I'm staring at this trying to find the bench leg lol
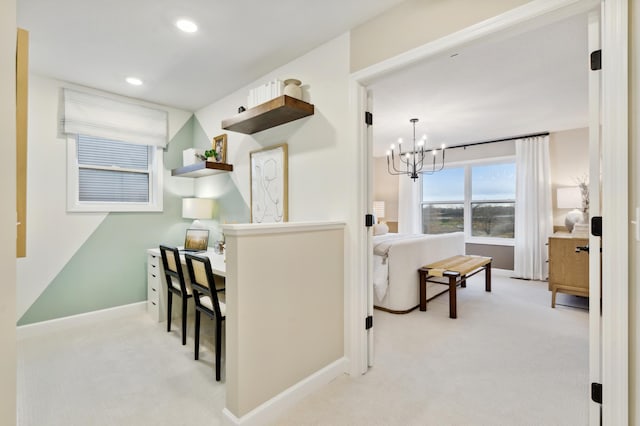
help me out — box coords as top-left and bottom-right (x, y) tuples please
(485, 262), (492, 292)
(419, 270), (428, 311)
(449, 275), (457, 319)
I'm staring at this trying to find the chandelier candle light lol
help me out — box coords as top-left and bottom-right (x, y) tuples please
(387, 118), (446, 181)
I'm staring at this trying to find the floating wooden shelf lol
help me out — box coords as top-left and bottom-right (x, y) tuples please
(221, 95), (314, 134)
(172, 161), (233, 178)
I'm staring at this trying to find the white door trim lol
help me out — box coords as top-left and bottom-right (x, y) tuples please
(587, 9), (602, 426)
(601, 0), (629, 424)
(347, 80), (370, 376)
(349, 0), (629, 422)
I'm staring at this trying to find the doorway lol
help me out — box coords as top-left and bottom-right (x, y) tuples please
(350, 0), (629, 424)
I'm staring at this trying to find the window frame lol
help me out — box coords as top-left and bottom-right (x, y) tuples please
(66, 135), (164, 212)
(421, 155), (515, 246)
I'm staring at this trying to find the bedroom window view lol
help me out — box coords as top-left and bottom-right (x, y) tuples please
(422, 162), (515, 239)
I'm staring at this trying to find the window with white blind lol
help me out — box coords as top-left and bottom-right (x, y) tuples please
(67, 135), (163, 212)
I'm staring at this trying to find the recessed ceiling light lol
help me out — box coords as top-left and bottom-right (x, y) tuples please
(176, 19), (198, 33)
(126, 77), (143, 86)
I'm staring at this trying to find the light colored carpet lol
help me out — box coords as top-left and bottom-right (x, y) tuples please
(17, 310), (225, 426)
(275, 271), (589, 426)
(17, 271), (588, 426)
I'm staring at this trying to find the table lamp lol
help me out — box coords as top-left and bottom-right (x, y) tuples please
(556, 187), (583, 232)
(182, 197), (214, 227)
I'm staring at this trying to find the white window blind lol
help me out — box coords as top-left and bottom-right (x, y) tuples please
(61, 88), (168, 147)
(77, 135), (150, 203)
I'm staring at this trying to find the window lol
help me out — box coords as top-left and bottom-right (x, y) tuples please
(422, 167), (465, 234)
(422, 160), (515, 243)
(67, 135), (163, 212)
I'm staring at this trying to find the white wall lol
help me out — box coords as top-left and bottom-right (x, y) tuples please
(1, 1), (17, 423)
(373, 157), (399, 221)
(16, 74), (193, 319)
(193, 34), (353, 224)
(350, 0), (534, 72)
(549, 127), (589, 228)
(630, 1), (639, 422)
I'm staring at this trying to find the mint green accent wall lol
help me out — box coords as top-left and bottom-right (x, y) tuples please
(19, 115), (250, 325)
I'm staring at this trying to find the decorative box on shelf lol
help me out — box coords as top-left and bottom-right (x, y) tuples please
(182, 148), (205, 166)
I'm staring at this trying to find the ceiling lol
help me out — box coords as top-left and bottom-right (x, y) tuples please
(17, 0), (404, 111)
(369, 12), (590, 157)
(18, 1), (589, 157)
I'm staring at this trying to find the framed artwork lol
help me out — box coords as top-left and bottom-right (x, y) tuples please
(212, 133), (227, 163)
(250, 143), (288, 223)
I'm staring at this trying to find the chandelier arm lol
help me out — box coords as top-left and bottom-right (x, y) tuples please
(389, 153), (404, 173)
(435, 150), (446, 172)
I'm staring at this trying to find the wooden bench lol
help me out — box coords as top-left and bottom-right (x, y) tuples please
(418, 255), (492, 318)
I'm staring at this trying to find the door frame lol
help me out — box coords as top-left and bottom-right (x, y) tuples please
(348, 0), (628, 423)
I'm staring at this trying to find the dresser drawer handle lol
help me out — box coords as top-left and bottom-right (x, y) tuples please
(151, 274), (156, 278)
(152, 288), (157, 292)
(151, 301), (157, 306)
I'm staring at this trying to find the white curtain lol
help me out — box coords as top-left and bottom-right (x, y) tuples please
(514, 135), (553, 280)
(60, 89), (168, 147)
(398, 175), (421, 234)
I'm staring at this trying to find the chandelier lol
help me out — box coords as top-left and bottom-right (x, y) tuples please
(386, 118), (446, 181)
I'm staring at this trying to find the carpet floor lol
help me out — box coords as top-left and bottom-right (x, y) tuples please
(275, 270), (589, 425)
(17, 270), (588, 425)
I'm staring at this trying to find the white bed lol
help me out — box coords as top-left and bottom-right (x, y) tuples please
(373, 231), (465, 313)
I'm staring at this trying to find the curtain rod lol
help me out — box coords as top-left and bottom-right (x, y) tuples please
(445, 131), (550, 151)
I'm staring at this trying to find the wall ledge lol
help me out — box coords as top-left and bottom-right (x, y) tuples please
(223, 220), (346, 236)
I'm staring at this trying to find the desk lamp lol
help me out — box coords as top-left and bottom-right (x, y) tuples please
(182, 197), (214, 228)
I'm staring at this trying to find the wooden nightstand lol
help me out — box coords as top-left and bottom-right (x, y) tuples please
(548, 233), (589, 308)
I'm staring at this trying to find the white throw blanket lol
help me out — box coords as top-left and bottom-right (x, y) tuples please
(373, 233), (430, 263)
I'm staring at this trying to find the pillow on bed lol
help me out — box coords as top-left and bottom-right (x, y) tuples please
(373, 223), (389, 236)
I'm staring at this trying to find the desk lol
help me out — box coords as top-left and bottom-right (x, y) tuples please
(146, 248), (225, 322)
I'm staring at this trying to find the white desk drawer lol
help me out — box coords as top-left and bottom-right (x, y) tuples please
(147, 251), (165, 322)
(147, 299), (160, 319)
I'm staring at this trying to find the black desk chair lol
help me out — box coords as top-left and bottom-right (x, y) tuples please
(185, 253), (226, 381)
(159, 245), (192, 345)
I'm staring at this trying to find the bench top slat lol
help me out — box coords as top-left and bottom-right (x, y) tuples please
(423, 255), (492, 276)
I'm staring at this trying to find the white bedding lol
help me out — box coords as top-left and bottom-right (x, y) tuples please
(372, 232), (465, 312)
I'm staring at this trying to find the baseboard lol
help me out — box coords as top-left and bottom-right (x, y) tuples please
(493, 268), (514, 276)
(17, 301), (147, 340)
(222, 357), (348, 426)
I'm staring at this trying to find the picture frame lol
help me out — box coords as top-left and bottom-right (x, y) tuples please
(250, 143), (288, 223)
(212, 133), (227, 163)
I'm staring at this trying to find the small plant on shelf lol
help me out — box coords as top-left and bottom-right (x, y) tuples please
(196, 149), (220, 162)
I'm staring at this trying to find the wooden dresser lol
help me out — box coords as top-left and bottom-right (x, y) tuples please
(548, 233), (589, 308)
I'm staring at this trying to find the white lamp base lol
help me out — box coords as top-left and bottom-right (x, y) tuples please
(564, 209), (585, 232)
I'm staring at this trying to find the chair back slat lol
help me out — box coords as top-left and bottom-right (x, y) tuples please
(185, 254), (225, 318)
(159, 245), (188, 295)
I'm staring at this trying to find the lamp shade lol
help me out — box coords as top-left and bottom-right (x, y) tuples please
(373, 201), (386, 220)
(182, 198), (214, 219)
(556, 187), (582, 209)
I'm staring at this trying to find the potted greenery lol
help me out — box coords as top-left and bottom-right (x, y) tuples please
(197, 149), (220, 162)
